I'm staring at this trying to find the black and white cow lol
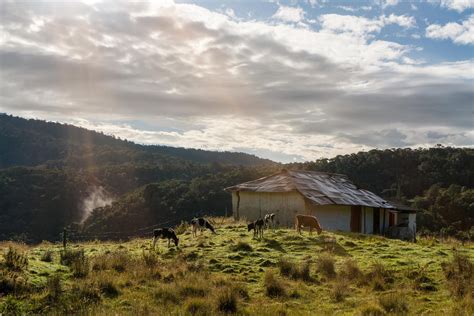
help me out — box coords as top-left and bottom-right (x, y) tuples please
(264, 213), (276, 230)
(248, 218), (265, 239)
(191, 217), (216, 237)
(153, 228), (179, 249)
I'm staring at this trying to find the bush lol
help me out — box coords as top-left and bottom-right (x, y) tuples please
(441, 252), (473, 298)
(216, 288), (238, 314)
(4, 247), (28, 272)
(316, 254), (336, 279)
(278, 258), (312, 281)
(46, 275), (62, 301)
(366, 262), (392, 291)
(0, 271), (28, 295)
(331, 278), (349, 302)
(339, 259), (362, 281)
(185, 298), (210, 316)
(69, 252), (89, 278)
(359, 303), (386, 316)
(60, 249), (84, 266)
(142, 251), (159, 268)
(264, 271), (286, 298)
(40, 249), (54, 263)
(378, 292), (409, 314)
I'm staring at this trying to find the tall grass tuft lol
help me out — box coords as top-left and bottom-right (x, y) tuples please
(215, 288), (238, 314)
(4, 247), (28, 272)
(378, 292), (409, 314)
(316, 253), (336, 279)
(339, 259), (362, 281)
(264, 270), (286, 298)
(46, 274), (62, 302)
(441, 252), (473, 298)
(277, 257), (312, 281)
(40, 249), (54, 263)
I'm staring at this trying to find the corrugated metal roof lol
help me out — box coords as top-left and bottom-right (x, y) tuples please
(225, 169), (394, 209)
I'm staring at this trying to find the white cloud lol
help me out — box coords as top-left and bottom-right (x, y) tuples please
(382, 14), (416, 29)
(0, 1), (472, 161)
(319, 13), (416, 38)
(381, 0), (399, 8)
(429, 0), (474, 12)
(272, 5), (305, 23)
(426, 15), (474, 44)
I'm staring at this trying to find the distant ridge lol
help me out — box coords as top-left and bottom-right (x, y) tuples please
(0, 114), (276, 168)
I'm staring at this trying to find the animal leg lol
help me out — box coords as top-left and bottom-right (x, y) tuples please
(152, 237), (157, 250)
(168, 239), (170, 247)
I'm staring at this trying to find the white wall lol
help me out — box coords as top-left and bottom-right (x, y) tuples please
(363, 207), (374, 234)
(306, 203), (351, 231)
(232, 191), (306, 227)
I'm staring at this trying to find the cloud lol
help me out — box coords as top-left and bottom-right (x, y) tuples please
(429, 0), (474, 12)
(426, 15), (474, 44)
(0, 1), (472, 162)
(381, 0), (399, 9)
(272, 6), (305, 23)
(319, 13), (416, 38)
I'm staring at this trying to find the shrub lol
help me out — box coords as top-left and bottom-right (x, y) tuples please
(0, 271), (28, 295)
(216, 288), (238, 314)
(316, 254), (336, 279)
(378, 292), (409, 314)
(142, 250), (159, 268)
(46, 275), (62, 301)
(339, 259), (362, 281)
(4, 247), (28, 272)
(441, 252), (473, 298)
(264, 271), (286, 298)
(70, 282), (101, 304)
(366, 262), (392, 291)
(40, 249), (54, 263)
(70, 252), (89, 278)
(277, 258), (312, 281)
(185, 298), (210, 316)
(331, 278), (349, 302)
(0, 296), (26, 315)
(60, 249), (84, 266)
(359, 303), (386, 316)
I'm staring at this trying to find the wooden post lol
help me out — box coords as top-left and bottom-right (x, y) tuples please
(62, 228), (67, 249)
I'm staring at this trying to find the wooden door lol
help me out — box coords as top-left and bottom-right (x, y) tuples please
(389, 212), (395, 227)
(350, 205), (362, 232)
(373, 208), (380, 234)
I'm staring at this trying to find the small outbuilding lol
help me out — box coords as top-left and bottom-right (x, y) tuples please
(225, 169), (416, 238)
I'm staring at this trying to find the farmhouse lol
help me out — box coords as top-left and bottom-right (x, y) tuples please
(225, 169), (416, 238)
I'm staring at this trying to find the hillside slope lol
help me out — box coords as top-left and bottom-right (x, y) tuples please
(0, 114), (275, 168)
(1, 220), (473, 315)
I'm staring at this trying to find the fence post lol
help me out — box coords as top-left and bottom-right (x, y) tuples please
(62, 228), (67, 249)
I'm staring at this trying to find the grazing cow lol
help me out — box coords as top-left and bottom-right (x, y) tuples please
(191, 217), (216, 237)
(295, 214), (323, 235)
(248, 218), (265, 239)
(264, 213), (276, 230)
(153, 228), (179, 249)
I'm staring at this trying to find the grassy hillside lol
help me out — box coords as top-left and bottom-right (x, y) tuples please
(1, 218), (473, 315)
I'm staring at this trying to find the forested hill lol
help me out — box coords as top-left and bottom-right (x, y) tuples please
(0, 114), (274, 168)
(0, 113), (473, 242)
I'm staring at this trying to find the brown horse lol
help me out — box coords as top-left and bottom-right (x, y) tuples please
(295, 214), (323, 235)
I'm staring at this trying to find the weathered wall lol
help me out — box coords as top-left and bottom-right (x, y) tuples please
(305, 203), (351, 231)
(232, 191), (306, 227)
(362, 206), (374, 234)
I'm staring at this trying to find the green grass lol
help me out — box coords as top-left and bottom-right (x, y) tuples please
(0, 217), (473, 315)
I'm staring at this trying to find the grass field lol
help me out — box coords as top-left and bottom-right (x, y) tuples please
(1, 217), (473, 315)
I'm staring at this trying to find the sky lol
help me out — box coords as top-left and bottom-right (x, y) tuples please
(0, 0), (473, 162)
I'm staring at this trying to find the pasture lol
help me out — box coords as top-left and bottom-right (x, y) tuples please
(1, 218), (473, 315)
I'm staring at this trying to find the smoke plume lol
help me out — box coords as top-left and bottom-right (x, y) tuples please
(80, 186), (114, 223)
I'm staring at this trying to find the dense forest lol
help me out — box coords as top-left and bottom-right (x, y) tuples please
(0, 114), (472, 242)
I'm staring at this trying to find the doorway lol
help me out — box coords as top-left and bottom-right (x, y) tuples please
(373, 208), (380, 234)
(350, 205), (362, 232)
